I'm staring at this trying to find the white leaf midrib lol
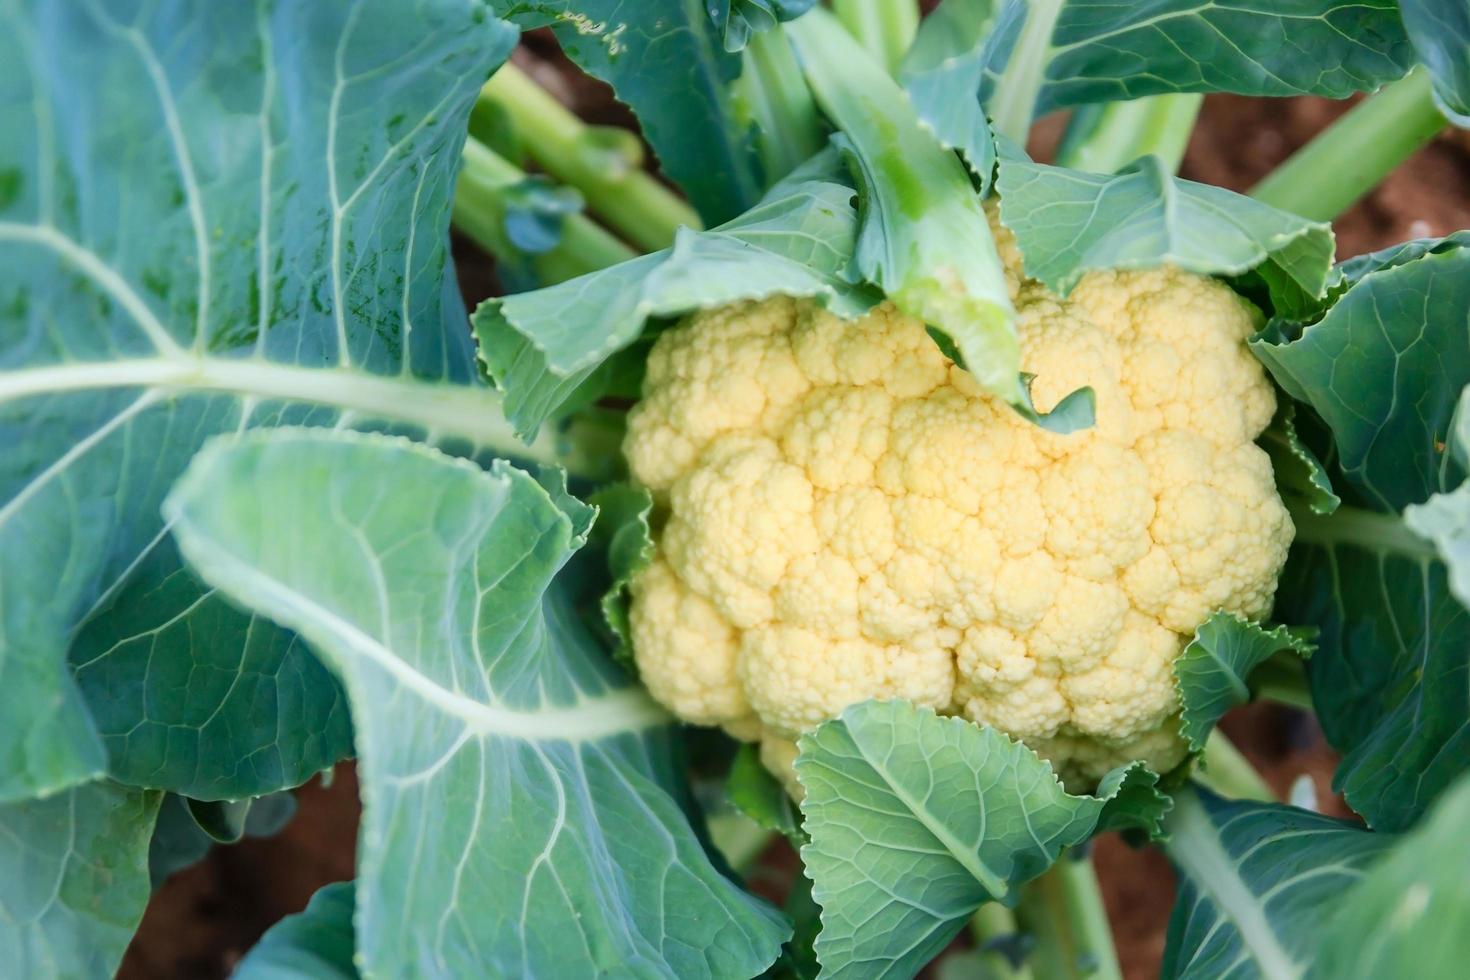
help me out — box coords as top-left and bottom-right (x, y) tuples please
(170, 512), (670, 744)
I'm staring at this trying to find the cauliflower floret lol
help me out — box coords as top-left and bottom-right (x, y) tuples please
(624, 213), (1293, 792)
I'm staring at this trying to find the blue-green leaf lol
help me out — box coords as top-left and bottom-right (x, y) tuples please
(495, 1), (764, 223)
(1175, 615), (1314, 753)
(995, 156), (1335, 305)
(165, 429), (789, 979)
(1161, 786), (1394, 980)
(898, 0), (1002, 180)
(1252, 240), (1470, 831)
(0, 781), (160, 978)
(235, 882), (359, 980)
(796, 700), (1167, 980)
(1401, 0), (1470, 125)
(0, 0), (525, 801)
(709, 0), (817, 53)
(473, 166), (872, 438)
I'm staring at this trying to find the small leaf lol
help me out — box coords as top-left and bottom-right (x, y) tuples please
(1259, 400), (1340, 517)
(796, 700), (1168, 980)
(727, 743), (802, 843)
(588, 484), (656, 664)
(1175, 614), (1315, 753)
(234, 881), (359, 980)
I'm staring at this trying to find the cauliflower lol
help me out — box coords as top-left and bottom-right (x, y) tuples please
(622, 213), (1293, 791)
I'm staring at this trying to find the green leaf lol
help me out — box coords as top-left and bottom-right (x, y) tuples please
(898, 0), (1003, 181)
(1174, 614), (1315, 753)
(1161, 786), (1395, 980)
(957, 0), (1412, 139)
(0, 0), (533, 801)
(995, 156), (1335, 306)
(587, 484), (656, 664)
(494, 1), (764, 223)
(0, 781), (160, 978)
(786, 9), (1031, 411)
(1252, 242), (1470, 831)
(1312, 772), (1470, 978)
(234, 881), (359, 980)
(727, 743), (802, 843)
(1401, 0), (1470, 125)
(795, 700), (1168, 980)
(165, 429), (789, 978)
(1259, 401), (1341, 517)
(474, 167), (873, 438)
(1404, 386), (1470, 606)
(709, 0), (817, 53)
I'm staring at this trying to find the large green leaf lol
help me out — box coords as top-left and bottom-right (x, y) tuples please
(474, 162), (872, 438)
(994, 156), (1335, 305)
(235, 882), (359, 980)
(1252, 241), (1470, 832)
(925, 0), (1411, 140)
(1312, 772), (1470, 978)
(1174, 615), (1314, 753)
(165, 429), (789, 978)
(1401, 0), (1470, 124)
(0, 781), (160, 978)
(1161, 786), (1394, 980)
(796, 700), (1167, 980)
(0, 0), (543, 802)
(494, 1), (764, 223)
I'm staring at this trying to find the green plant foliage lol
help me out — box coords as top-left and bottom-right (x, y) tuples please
(1253, 240), (1470, 831)
(474, 164), (872, 438)
(795, 701), (1168, 980)
(726, 743), (802, 843)
(1161, 787), (1395, 980)
(1401, 0), (1470, 124)
(0, 0), (529, 802)
(233, 882), (359, 980)
(492, 1), (765, 223)
(165, 429), (790, 978)
(0, 782), (160, 978)
(995, 156), (1335, 306)
(1174, 615), (1315, 753)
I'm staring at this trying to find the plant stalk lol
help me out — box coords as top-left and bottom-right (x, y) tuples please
(831, 0), (920, 75)
(989, 0), (1063, 143)
(1250, 652), (1315, 712)
(1197, 731), (1275, 803)
(454, 137), (636, 284)
(476, 62), (703, 251)
(1055, 94), (1204, 175)
(1250, 67), (1447, 222)
(970, 902), (1036, 980)
(736, 27), (825, 186)
(1015, 852), (1123, 980)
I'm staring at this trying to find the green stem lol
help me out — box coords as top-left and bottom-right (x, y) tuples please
(704, 811), (775, 874)
(989, 0), (1063, 143)
(1250, 68), (1447, 221)
(1015, 852), (1122, 980)
(831, 0), (920, 75)
(1055, 94), (1204, 175)
(970, 902), (1036, 980)
(476, 63), (703, 251)
(1197, 731), (1275, 803)
(736, 27), (825, 185)
(454, 138), (636, 284)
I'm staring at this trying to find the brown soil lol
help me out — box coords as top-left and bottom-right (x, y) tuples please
(120, 42), (1470, 980)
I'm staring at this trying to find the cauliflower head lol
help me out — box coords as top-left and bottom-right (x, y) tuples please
(622, 214), (1293, 791)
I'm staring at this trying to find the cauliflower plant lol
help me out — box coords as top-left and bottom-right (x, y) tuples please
(623, 213), (1293, 790)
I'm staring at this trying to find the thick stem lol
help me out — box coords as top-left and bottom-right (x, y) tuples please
(831, 0), (920, 75)
(1015, 852), (1122, 980)
(1250, 652), (1315, 712)
(736, 27), (825, 185)
(1197, 731), (1275, 803)
(477, 62), (703, 251)
(1055, 94), (1204, 175)
(1250, 68), (1447, 221)
(971, 902), (1036, 980)
(454, 138), (636, 284)
(989, 0), (1063, 143)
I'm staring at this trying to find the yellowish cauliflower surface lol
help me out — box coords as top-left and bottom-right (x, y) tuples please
(623, 215), (1293, 790)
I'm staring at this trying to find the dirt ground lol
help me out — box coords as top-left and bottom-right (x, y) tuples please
(119, 47), (1470, 980)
